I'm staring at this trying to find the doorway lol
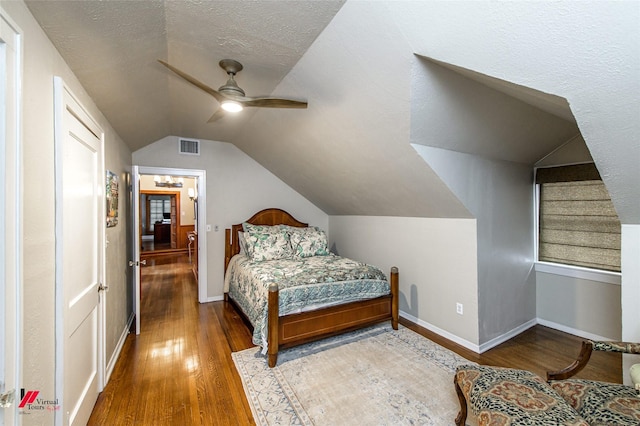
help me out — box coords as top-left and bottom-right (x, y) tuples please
(131, 166), (207, 335)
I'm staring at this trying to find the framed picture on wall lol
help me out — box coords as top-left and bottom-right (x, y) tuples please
(106, 170), (119, 227)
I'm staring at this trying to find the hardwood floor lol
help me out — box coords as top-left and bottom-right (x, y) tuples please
(88, 254), (622, 425)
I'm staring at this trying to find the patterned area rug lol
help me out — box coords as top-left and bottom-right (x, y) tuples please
(232, 324), (473, 425)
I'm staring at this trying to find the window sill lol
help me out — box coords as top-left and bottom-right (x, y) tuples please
(535, 262), (621, 285)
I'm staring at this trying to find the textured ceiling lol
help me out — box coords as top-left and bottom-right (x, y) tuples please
(25, 1), (636, 222)
(25, 0), (345, 151)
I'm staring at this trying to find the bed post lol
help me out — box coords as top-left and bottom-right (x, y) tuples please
(224, 228), (231, 301)
(268, 283), (279, 367)
(390, 267), (399, 330)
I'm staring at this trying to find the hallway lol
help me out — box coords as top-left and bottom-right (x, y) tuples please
(88, 254), (255, 425)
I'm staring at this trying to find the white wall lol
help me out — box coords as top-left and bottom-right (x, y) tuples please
(133, 135), (329, 299)
(389, 0), (640, 224)
(328, 216), (480, 348)
(621, 225), (640, 385)
(2, 1), (132, 423)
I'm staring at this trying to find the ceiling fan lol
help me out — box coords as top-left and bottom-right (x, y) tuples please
(158, 59), (308, 122)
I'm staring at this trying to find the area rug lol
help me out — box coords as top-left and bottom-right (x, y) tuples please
(232, 323), (473, 425)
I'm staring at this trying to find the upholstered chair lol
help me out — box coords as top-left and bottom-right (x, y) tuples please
(547, 340), (640, 425)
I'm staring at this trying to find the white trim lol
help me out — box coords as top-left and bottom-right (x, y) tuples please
(536, 318), (615, 342)
(478, 319), (537, 353)
(137, 166), (207, 303)
(535, 261), (621, 285)
(0, 7), (22, 425)
(205, 295), (224, 303)
(402, 313), (614, 355)
(399, 310), (480, 353)
(104, 313), (134, 384)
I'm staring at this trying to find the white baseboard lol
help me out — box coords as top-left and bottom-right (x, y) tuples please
(478, 319), (537, 353)
(204, 295), (224, 303)
(400, 310), (480, 353)
(399, 312), (610, 355)
(536, 318), (615, 341)
(105, 312), (134, 384)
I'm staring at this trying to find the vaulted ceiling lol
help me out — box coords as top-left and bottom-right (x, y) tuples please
(25, 0), (345, 150)
(25, 1), (639, 222)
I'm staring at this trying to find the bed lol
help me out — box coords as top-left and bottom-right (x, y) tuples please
(224, 208), (399, 367)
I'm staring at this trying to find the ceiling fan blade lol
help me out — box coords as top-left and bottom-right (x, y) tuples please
(240, 97), (308, 109)
(158, 60), (225, 103)
(207, 108), (226, 123)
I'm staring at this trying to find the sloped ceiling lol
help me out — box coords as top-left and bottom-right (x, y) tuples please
(25, 0), (345, 149)
(25, 1), (638, 221)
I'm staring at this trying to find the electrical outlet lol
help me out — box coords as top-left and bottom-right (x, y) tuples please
(456, 303), (463, 315)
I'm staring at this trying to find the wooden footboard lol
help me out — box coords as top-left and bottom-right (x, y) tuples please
(224, 208), (401, 368)
(267, 267), (399, 367)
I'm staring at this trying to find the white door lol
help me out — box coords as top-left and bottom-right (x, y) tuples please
(54, 79), (104, 426)
(0, 8), (21, 425)
(131, 166), (141, 334)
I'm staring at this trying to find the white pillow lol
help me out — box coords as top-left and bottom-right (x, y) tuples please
(631, 363), (640, 390)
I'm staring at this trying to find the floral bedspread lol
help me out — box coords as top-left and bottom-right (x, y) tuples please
(225, 253), (390, 351)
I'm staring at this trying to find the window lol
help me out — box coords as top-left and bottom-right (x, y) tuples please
(149, 198), (171, 230)
(536, 163), (621, 272)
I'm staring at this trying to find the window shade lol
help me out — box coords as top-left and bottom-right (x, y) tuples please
(538, 178), (621, 272)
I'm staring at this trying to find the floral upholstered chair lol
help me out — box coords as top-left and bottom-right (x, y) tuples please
(546, 340), (640, 426)
(454, 340), (639, 426)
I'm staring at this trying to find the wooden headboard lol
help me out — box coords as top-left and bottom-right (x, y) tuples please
(224, 208), (308, 273)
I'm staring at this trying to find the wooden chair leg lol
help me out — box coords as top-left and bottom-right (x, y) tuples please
(454, 374), (468, 426)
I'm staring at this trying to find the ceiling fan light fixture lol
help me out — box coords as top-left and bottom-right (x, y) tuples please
(221, 99), (243, 113)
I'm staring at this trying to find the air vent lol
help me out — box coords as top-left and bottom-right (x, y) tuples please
(179, 138), (200, 155)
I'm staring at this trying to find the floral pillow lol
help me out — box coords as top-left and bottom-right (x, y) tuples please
(283, 225), (330, 258)
(242, 223), (292, 261)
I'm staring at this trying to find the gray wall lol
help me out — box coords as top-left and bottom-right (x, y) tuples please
(534, 135), (622, 340)
(537, 271), (621, 340)
(414, 145), (536, 347)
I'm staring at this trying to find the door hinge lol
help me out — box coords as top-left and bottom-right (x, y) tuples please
(128, 259), (147, 267)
